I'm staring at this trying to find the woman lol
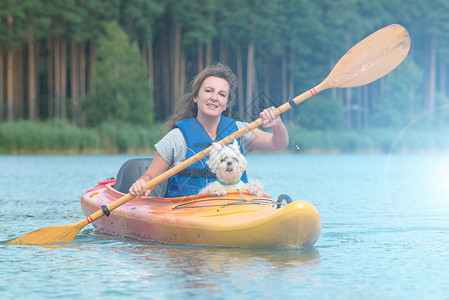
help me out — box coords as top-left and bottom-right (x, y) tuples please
(129, 63), (289, 197)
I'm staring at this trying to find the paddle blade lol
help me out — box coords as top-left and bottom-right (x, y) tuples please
(323, 24), (410, 88)
(4, 222), (84, 245)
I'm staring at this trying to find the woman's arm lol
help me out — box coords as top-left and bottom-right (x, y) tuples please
(249, 106), (289, 151)
(129, 151), (170, 196)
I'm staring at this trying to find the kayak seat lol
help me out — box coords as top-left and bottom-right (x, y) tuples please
(114, 158), (168, 197)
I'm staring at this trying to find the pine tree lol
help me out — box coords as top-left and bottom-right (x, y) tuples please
(82, 21), (154, 127)
(121, 0), (164, 114)
(22, 0), (50, 120)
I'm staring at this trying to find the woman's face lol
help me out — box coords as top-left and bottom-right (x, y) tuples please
(194, 76), (230, 119)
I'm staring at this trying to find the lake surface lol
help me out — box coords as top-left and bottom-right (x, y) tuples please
(1, 154), (449, 299)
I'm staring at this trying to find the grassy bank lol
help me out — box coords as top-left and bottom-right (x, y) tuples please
(1, 121), (448, 154)
(0, 120), (162, 154)
(286, 126), (449, 153)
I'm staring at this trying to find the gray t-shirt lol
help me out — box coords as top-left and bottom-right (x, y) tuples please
(155, 121), (251, 167)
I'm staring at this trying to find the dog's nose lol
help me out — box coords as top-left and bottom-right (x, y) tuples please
(227, 161), (233, 166)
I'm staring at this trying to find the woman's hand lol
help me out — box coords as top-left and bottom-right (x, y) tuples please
(128, 152), (170, 197)
(250, 106), (289, 151)
(259, 106), (283, 130)
(129, 178), (151, 197)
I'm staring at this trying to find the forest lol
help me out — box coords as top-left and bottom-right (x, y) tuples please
(1, 0), (449, 153)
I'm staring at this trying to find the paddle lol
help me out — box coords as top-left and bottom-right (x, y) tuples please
(4, 24), (410, 245)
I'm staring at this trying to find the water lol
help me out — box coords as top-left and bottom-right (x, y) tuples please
(1, 154), (449, 299)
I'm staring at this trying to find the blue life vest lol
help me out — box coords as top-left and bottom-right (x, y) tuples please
(167, 116), (248, 197)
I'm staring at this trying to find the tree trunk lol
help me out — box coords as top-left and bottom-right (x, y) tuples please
(281, 50), (287, 102)
(147, 43), (154, 98)
(180, 51), (186, 97)
(114, 61), (120, 102)
(288, 50), (295, 122)
(7, 49), (14, 121)
(160, 33), (171, 117)
(61, 39), (67, 120)
(28, 41), (37, 120)
(363, 85), (368, 129)
(47, 36), (55, 119)
(197, 42), (203, 72)
(288, 51), (294, 98)
(19, 48), (25, 119)
(7, 16), (14, 121)
(337, 86), (343, 107)
(89, 37), (96, 94)
(79, 41), (86, 98)
(264, 55), (270, 100)
(172, 26), (181, 112)
(236, 45), (244, 118)
(141, 42), (148, 76)
(54, 37), (61, 119)
(71, 38), (79, 125)
(246, 42), (255, 113)
(356, 87), (362, 130)
(345, 88), (352, 130)
(0, 48), (4, 122)
(206, 41), (212, 66)
(219, 40), (228, 65)
(15, 47), (24, 119)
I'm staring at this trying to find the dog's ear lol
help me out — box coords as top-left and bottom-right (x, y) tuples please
(206, 142), (222, 170)
(211, 142), (222, 152)
(231, 140), (245, 159)
(209, 142), (222, 158)
(229, 139), (239, 152)
(228, 139), (247, 172)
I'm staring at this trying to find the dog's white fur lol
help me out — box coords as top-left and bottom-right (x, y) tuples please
(200, 140), (264, 196)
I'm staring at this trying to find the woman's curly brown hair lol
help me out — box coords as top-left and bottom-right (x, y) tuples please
(166, 63), (238, 129)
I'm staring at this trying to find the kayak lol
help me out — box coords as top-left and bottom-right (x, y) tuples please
(81, 179), (321, 248)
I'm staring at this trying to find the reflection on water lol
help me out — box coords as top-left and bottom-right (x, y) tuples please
(84, 230), (321, 271)
(11, 230), (321, 298)
(40, 231), (321, 271)
(121, 242), (320, 294)
(126, 242), (321, 270)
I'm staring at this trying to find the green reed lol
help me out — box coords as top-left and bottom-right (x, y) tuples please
(287, 126), (449, 153)
(0, 121), (161, 154)
(2, 121), (448, 154)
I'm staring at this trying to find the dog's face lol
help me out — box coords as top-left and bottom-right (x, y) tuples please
(207, 140), (247, 183)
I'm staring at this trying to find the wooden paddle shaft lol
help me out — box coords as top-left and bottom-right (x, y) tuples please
(101, 24), (410, 222)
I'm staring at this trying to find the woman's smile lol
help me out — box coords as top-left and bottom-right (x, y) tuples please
(206, 103), (219, 109)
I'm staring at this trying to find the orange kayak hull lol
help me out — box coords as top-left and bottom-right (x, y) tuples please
(80, 180), (321, 248)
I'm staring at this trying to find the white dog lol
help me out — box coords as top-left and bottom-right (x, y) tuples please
(200, 140), (264, 196)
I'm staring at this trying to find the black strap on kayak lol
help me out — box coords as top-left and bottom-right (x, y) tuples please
(276, 194), (293, 209)
(101, 205), (111, 217)
(178, 168), (216, 178)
